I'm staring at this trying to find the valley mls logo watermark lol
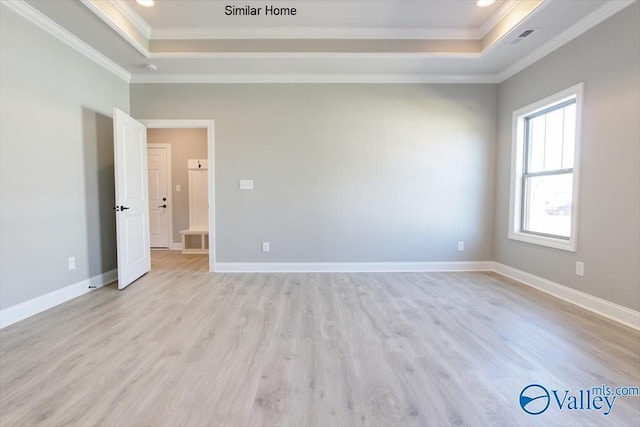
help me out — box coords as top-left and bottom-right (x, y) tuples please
(519, 384), (550, 415)
(519, 383), (640, 416)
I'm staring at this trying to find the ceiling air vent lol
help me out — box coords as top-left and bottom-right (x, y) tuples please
(511, 28), (536, 45)
(519, 29), (535, 38)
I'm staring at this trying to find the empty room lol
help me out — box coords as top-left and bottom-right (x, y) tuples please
(0, 1), (639, 426)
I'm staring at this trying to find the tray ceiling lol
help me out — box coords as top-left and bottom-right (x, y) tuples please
(9, 0), (636, 82)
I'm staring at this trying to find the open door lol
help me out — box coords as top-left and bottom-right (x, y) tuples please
(113, 108), (150, 289)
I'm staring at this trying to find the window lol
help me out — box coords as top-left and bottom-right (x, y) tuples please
(509, 83), (583, 251)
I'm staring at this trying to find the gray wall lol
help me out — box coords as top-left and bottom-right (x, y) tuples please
(147, 128), (208, 243)
(132, 84), (497, 263)
(0, 5), (129, 309)
(495, 3), (640, 311)
(4, 0), (636, 317)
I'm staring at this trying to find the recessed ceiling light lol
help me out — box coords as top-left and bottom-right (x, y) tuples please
(136, 0), (155, 7)
(477, 0), (496, 7)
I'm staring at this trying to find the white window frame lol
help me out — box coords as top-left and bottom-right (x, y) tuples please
(508, 83), (583, 252)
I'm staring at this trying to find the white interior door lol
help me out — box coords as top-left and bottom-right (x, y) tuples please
(147, 145), (170, 248)
(113, 108), (150, 289)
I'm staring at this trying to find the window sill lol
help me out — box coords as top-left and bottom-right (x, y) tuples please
(508, 231), (576, 252)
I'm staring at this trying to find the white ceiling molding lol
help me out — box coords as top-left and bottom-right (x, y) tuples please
(130, 73), (500, 85)
(480, 0), (547, 52)
(478, 0), (522, 38)
(151, 27), (481, 41)
(111, 0), (152, 39)
(126, 1), (526, 42)
(81, 1), (534, 44)
(77, 0), (547, 62)
(497, 0), (636, 81)
(148, 52), (482, 60)
(80, 0), (150, 57)
(2, 0), (131, 82)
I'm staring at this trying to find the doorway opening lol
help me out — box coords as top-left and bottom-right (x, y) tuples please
(141, 120), (215, 273)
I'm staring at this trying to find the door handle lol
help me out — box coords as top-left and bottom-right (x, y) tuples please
(120, 206), (130, 210)
(158, 204), (167, 208)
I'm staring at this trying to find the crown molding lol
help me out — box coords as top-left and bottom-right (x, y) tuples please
(130, 2), (523, 41)
(111, 0), (152, 39)
(480, 0), (547, 54)
(80, 0), (150, 57)
(148, 51), (482, 60)
(151, 27), (480, 41)
(498, 0), (636, 82)
(478, 0), (522, 38)
(130, 73), (500, 84)
(1, 0), (131, 82)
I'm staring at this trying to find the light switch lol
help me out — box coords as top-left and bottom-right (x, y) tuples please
(176, 184), (182, 192)
(576, 262), (584, 277)
(240, 179), (254, 190)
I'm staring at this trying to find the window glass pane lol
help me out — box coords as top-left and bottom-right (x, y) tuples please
(525, 101), (576, 173)
(523, 173), (573, 238)
(544, 108), (564, 171)
(527, 115), (546, 173)
(562, 104), (576, 169)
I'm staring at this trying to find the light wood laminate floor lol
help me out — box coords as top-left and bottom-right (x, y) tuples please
(1, 251), (638, 426)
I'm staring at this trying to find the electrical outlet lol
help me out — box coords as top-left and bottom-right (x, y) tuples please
(576, 261), (584, 277)
(240, 179), (254, 190)
(262, 242), (270, 253)
(457, 241), (465, 251)
(68, 256), (76, 270)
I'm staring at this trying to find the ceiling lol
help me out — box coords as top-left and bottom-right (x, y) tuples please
(10, 0), (637, 83)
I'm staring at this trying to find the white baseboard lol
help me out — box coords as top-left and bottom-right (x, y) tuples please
(493, 263), (640, 331)
(0, 269), (117, 329)
(169, 242), (183, 250)
(215, 261), (494, 273)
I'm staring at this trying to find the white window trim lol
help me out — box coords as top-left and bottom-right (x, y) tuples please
(508, 83), (584, 252)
